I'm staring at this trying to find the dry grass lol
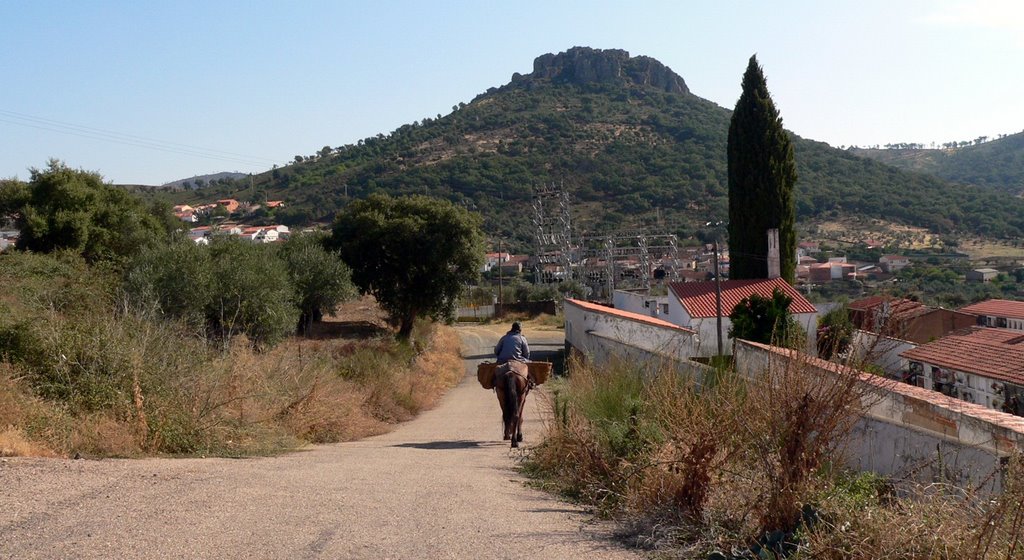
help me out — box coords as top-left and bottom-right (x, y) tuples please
(526, 351), (1024, 558)
(811, 217), (941, 250)
(0, 319), (464, 458)
(958, 237), (1024, 261)
(0, 427), (57, 457)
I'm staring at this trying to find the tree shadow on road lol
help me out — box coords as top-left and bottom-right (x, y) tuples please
(392, 440), (501, 450)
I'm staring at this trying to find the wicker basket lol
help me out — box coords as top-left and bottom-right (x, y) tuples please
(477, 362), (498, 390)
(527, 362), (552, 385)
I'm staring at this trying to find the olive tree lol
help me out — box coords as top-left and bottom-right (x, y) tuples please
(279, 233), (356, 335)
(331, 194), (484, 339)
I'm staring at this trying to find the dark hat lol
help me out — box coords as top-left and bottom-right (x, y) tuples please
(511, 322), (521, 333)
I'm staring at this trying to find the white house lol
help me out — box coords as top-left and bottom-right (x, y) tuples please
(612, 289), (671, 319)
(959, 299), (1024, 331)
(901, 327), (1024, 413)
(879, 255), (911, 273)
(667, 277), (818, 357)
(240, 227), (280, 243)
(188, 226), (211, 244)
(481, 251), (510, 273)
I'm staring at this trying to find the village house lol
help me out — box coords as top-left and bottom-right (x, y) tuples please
(966, 268), (1000, 283)
(240, 227), (278, 243)
(849, 296), (976, 345)
(217, 199), (240, 214)
(265, 200), (285, 209)
(666, 277), (818, 357)
(188, 226), (211, 244)
(498, 255), (528, 276)
(879, 254), (911, 273)
(613, 289), (671, 319)
(809, 261), (856, 283)
(901, 327), (1024, 414)
(959, 299), (1024, 331)
(481, 251), (510, 273)
(797, 241), (820, 258)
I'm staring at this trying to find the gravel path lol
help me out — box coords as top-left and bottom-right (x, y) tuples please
(0, 326), (639, 560)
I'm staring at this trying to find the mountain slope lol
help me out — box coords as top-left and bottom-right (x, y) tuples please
(174, 47), (1024, 243)
(853, 131), (1024, 194)
(162, 171), (248, 189)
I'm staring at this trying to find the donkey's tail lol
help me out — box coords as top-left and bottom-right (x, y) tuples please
(504, 369), (519, 427)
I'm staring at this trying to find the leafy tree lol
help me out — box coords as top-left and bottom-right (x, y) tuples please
(279, 233), (357, 334)
(728, 288), (802, 349)
(207, 239), (297, 348)
(331, 194), (484, 338)
(4, 160), (167, 262)
(727, 56), (797, 282)
(123, 239), (214, 329)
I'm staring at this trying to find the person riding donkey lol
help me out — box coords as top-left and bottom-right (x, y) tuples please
(494, 322), (530, 443)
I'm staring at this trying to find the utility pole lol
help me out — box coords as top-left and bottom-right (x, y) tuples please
(497, 239), (503, 318)
(713, 240), (724, 357)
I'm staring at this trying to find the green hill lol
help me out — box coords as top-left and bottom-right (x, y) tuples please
(853, 131), (1024, 194)
(171, 47), (1024, 245)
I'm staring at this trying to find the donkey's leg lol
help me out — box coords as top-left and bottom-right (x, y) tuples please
(515, 388), (528, 443)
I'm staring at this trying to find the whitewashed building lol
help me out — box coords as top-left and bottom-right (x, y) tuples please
(612, 289), (671, 319)
(959, 299), (1024, 331)
(667, 277), (818, 357)
(901, 327), (1024, 414)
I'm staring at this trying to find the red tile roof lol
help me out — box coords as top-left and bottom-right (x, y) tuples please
(848, 296), (930, 320)
(668, 278), (817, 319)
(900, 327), (1024, 384)
(565, 298), (694, 333)
(959, 299), (1024, 321)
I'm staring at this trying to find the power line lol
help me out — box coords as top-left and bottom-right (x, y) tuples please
(0, 109), (281, 168)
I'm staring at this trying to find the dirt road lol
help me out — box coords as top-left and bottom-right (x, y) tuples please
(0, 326), (638, 560)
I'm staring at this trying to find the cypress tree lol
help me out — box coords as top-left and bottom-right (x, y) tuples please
(727, 55), (797, 283)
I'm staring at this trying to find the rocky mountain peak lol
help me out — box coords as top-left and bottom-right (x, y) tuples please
(510, 47), (689, 94)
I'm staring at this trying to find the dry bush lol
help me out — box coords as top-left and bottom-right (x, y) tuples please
(626, 369), (748, 523)
(526, 354), (643, 507)
(0, 363), (67, 457)
(402, 325), (464, 411)
(738, 351), (870, 534)
(805, 457), (1024, 559)
(530, 344), (1024, 558)
(70, 413), (142, 456)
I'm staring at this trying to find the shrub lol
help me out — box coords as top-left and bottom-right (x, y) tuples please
(123, 239), (213, 329)
(207, 239), (297, 348)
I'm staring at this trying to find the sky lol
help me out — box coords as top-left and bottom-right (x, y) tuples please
(2, 0), (1022, 185)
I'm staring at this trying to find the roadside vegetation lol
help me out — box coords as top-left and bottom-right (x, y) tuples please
(526, 355), (1024, 559)
(0, 162), (476, 458)
(0, 250), (462, 458)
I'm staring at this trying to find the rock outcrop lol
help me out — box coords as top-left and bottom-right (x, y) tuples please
(511, 47), (688, 94)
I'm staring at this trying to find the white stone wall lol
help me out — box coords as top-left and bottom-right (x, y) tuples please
(564, 300), (695, 363)
(734, 340), (1024, 494)
(850, 330), (915, 376)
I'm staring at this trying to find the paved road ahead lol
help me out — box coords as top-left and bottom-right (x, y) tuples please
(0, 327), (638, 560)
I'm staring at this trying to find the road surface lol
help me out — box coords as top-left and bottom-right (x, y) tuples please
(0, 326), (638, 560)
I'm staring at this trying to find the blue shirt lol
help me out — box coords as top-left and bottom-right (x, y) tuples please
(494, 331), (530, 363)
